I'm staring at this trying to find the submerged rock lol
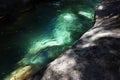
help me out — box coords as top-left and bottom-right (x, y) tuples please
(2, 0), (101, 80)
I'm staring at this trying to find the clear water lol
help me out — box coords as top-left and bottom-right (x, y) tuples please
(0, 0), (102, 79)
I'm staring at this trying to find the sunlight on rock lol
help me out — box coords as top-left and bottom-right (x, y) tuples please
(5, 66), (37, 80)
(51, 55), (76, 73)
(97, 5), (104, 10)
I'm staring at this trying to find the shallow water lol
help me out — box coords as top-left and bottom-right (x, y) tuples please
(0, 0), (102, 79)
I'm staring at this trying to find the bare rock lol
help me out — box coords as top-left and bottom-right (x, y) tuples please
(35, 0), (120, 80)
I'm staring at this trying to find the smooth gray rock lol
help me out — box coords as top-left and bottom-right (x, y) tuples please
(33, 0), (120, 80)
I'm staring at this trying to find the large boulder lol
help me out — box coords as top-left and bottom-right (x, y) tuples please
(33, 0), (120, 80)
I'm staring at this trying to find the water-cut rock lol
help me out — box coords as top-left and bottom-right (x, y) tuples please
(35, 0), (120, 80)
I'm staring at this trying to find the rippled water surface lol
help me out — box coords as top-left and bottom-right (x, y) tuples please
(0, 0), (102, 79)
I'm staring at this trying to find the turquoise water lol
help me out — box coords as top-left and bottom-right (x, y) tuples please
(19, 0), (102, 66)
(0, 0), (102, 79)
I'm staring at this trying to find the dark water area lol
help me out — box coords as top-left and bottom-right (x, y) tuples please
(0, 0), (102, 79)
(0, 3), (58, 79)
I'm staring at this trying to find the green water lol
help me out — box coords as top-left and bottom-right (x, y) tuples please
(19, 0), (102, 66)
(1, 0), (102, 79)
